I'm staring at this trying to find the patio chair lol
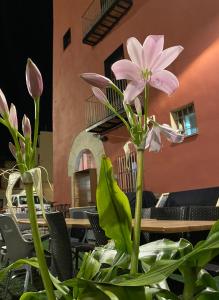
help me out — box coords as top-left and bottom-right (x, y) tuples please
(69, 207), (95, 270)
(85, 211), (108, 246)
(46, 212), (74, 280)
(186, 206), (219, 245)
(146, 207), (187, 242)
(0, 214), (35, 296)
(46, 211), (93, 277)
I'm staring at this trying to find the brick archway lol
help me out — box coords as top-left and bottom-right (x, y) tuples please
(68, 131), (105, 206)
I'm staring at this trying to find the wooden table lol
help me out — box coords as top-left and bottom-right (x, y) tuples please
(18, 218), (216, 233)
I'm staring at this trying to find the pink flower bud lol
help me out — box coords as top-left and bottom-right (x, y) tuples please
(22, 114), (31, 138)
(92, 87), (109, 105)
(26, 58), (43, 99)
(9, 103), (18, 130)
(9, 142), (16, 159)
(80, 73), (112, 88)
(19, 139), (26, 155)
(0, 89), (9, 116)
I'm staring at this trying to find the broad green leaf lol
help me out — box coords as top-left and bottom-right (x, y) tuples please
(96, 156), (132, 254)
(20, 292), (48, 300)
(207, 220), (219, 238)
(196, 270), (218, 291)
(195, 288), (219, 300)
(96, 284), (155, 300)
(0, 257), (39, 280)
(77, 252), (101, 280)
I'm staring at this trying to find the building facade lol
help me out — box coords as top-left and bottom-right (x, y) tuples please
(53, 0), (219, 205)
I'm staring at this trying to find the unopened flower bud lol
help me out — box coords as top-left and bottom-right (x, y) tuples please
(9, 103), (18, 130)
(19, 139), (26, 155)
(80, 73), (112, 88)
(9, 142), (16, 159)
(0, 89), (9, 117)
(26, 58), (43, 99)
(92, 87), (109, 105)
(22, 114), (31, 138)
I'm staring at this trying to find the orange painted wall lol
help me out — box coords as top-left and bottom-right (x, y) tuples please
(53, 0), (219, 204)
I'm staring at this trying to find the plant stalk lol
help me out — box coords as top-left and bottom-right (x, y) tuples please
(23, 176), (55, 300)
(181, 267), (197, 300)
(130, 148), (144, 274)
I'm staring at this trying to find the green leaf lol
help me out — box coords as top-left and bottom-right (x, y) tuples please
(0, 257), (39, 280)
(96, 156), (132, 254)
(20, 291), (48, 300)
(195, 288), (219, 300)
(77, 252), (101, 280)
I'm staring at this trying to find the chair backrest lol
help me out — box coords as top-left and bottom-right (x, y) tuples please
(164, 187), (219, 207)
(186, 206), (219, 245)
(188, 206), (219, 220)
(126, 191), (157, 217)
(85, 211), (108, 246)
(0, 214), (33, 262)
(150, 207), (188, 220)
(46, 212), (73, 280)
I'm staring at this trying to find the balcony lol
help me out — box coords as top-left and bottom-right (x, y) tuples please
(82, 0), (133, 46)
(85, 79), (126, 133)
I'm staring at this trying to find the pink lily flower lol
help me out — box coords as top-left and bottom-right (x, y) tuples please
(9, 104), (18, 130)
(145, 123), (184, 152)
(0, 89), (9, 116)
(80, 73), (112, 89)
(22, 114), (32, 138)
(26, 58), (43, 99)
(92, 87), (109, 105)
(112, 35), (183, 103)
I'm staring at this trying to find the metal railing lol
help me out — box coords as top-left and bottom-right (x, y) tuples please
(117, 151), (137, 193)
(82, 0), (117, 36)
(85, 79), (127, 128)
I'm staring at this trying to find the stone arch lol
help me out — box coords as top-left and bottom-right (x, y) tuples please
(68, 131), (105, 206)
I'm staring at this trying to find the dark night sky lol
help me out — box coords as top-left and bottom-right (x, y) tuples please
(0, 0), (53, 161)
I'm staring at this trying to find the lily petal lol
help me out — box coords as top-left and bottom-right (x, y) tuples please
(150, 70), (179, 95)
(145, 127), (162, 152)
(92, 87), (109, 105)
(127, 37), (144, 69)
(151, 45), (184, 72)
(123, 81), (145, 104)
(80, 73), (112, 88)
(159, 124), (184, 143)
(111, 59), (141, 81)
(143, 35), (164, 69)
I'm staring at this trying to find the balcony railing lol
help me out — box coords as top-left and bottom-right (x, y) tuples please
(85, 79), (127, 133)
(82, 0), (133, 46)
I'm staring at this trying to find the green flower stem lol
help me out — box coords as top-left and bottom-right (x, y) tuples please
(181, 267), (197, 300)
(31, 97), (40, 167)
(23, 175), (56, 300)
(130, 148), (144, 274)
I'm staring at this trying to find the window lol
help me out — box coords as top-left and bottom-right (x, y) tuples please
(63, 28), (71, 50)
(117, 151), (137, 193)
(170, 103), (198, 137)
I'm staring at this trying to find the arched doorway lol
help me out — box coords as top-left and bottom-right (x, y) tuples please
(68, 131), (105, 207)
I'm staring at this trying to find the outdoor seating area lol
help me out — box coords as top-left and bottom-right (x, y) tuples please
(1, 0), (219, 299)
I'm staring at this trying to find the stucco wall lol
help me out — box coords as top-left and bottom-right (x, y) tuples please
(53, 0), (219, 203)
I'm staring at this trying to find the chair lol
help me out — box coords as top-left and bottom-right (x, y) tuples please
(46, 212), (73, 280)
(0, 214), (35, 296)
(69, 207), (95, 270)
(86, 211), (108, 246)
(144, 207), (187, 242)
(186, 206), (219, 245)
